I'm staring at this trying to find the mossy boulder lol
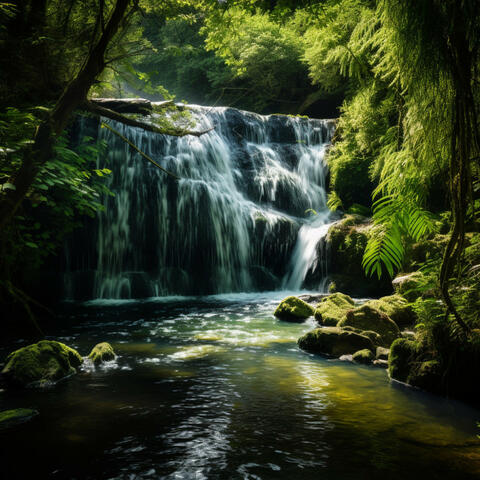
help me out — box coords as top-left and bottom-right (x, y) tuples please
(88, 342), (116, 365)
(327, 216), (393, 297)
(364, 294), (416, 328)
(274, 296), (315, 322)
(408, 360), (443, 393)
(338, 305), (401, 348)
(0, 408), (39, 430)
(1, 340), (83, 387)
(352, 349), (374, 364)
(376, 347), (390, 361)
(342, 326), (382, 345)
(298, 327), (374, 357)
(388, 338), (418, 383)
(314, 292), (354, 326)
(392, 272), (425, 302)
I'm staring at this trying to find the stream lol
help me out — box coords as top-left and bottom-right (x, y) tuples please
(1, 292), (479, 479)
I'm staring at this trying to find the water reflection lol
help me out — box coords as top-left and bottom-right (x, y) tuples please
(0, 294), (479, 479)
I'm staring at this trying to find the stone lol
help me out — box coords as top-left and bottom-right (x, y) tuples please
(365, 294), (416, 328)
(342, 326), (382, 345)
(376, 347), (390, 361)
(408, 360), (442, 393)
(392, 272), (425, 302)
(1, 340), (83, 387)
(338, 305), (401, 348)
(298, 327), (374, 357)
(274, 296), (315, 322)
(388, 338), (418, 383)
(352, 349), (374, 364)
(88, 342), (116, 365)
(326, 216), (393, 297)
(0, 409), (39, 430)
(373, 359), (389, 368)
(313, 292), (354, 326)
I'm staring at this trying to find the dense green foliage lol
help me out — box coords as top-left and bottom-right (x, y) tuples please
(0, 0), (479, 374)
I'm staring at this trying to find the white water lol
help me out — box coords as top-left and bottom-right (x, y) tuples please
(65, 106), (335, 299)
(282, 212), (333, 291)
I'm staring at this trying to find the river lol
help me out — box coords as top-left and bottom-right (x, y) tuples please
(1, 292), (479, 479)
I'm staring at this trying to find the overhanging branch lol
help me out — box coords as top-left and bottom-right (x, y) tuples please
(101, 122), (180, 180)
(83, 100), (215, 137)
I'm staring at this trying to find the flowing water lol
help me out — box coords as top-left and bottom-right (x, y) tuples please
(64, 107), (335, 300)
(4, 107), (479, 478)
(1, 293), (479, 479)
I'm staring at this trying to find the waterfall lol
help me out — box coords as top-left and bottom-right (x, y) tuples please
(65, 106), (335, 300)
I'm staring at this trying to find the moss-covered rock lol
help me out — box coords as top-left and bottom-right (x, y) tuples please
(314, 292), (354, 326)
(364, 294), (416, 328)
(392, 272), (426, 302)
(342, 326), (382, 345)
(1, 340), (83, 387)
(408, 234), (449, 265)
(327, 216), (393, 297)
(352, 349), (374, 364)
(376, 347), (390, 361)
(88, 342), (116, 365)
(0, 408), (39, 430)
(274, 296), (315, 322)
(408, 360), (443, 393)
(298, 327), (374, 357)
(388, 338), (418, 383)
(338, 305), (401, 347)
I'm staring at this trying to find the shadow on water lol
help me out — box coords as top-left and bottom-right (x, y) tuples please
(1, 293), (479, 479)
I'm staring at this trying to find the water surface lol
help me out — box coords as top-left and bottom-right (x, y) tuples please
(1, 292), (479, 479)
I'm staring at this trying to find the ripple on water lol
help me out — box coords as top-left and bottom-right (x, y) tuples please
(3, 293), (479, 480)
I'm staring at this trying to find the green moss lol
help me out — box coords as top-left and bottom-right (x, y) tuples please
(326, 217), (393, 297)
(352, 349), (374, 364)
(1, 340), (83, 387)
(346, 204), (371, 217)
(274, 296), (315, 322)
(376, 347), (390, 361)
(408, 360), (442, 392)
(338, 305), (401, 347)
(314, 292), (354, 326)
(364, 294), (416, 328)
(298, 326), (374, 357)
(88, 342), (116, 365)
(388, 338), (418, 382)
(0, 408), (39, 430)
(392, 272), (426, 302)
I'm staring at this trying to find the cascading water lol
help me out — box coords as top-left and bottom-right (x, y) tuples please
(65, 106), (335, 300)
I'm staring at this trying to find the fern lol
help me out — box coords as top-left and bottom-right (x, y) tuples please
(362, 223), (403, 278)
(362, 195), (434, 279)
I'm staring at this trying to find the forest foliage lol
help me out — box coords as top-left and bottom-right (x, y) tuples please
(0, 0), (478, 338)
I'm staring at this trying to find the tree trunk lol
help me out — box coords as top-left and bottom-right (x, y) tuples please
(0, 0), (131, 230)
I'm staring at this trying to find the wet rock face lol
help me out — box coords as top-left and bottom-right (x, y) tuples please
(1, 340), (83, 387)
(298, 327), (374, 357)
(338, 305), (401, 348)
(274, 296), (315, 322)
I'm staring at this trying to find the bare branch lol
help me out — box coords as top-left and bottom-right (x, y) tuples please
(101, 122), (180, 180)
